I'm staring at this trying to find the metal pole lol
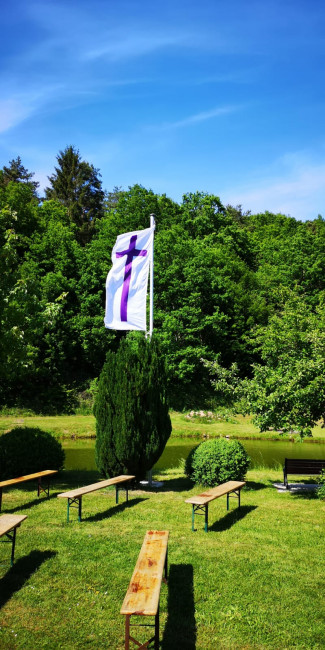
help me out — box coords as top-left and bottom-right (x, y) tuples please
(147, 214), (155, 487)
(149, 214), (155, 339)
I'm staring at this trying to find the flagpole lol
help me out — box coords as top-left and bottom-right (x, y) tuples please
(149, 213), (155, 340)
(147, 213), (157, 489)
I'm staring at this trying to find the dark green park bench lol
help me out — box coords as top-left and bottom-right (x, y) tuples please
(283, 458), (325, 488)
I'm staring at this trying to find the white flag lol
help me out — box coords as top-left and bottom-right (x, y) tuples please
(104, 226), (154, 331)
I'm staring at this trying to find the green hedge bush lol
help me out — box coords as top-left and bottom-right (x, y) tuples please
(0, 427), (65, 480)
(185, 438), (249, 487)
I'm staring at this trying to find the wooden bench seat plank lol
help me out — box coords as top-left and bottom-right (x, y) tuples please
(0, 470), (58, 512)
(57, 475), (135, 499)
(0, 470), (58, 489)
(0, 514), (27, 566)
(185, 480), (246, 532)
(58, 475), (136, 522)
(185, 480), (245, 505)
(0, 514), (27, 537)
(121, 531), (169, 617)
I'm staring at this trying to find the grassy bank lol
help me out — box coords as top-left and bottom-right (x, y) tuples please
(0, 466), (324, 649)
(0, 411), (324, 441)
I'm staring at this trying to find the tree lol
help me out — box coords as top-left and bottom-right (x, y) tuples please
(45, 146), (105, 244)
(94, 335), (171, 480)
(0, 156), (39, 196)
(246, 293), (325, 438)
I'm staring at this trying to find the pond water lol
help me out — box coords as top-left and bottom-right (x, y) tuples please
(62, 437), (325, 472)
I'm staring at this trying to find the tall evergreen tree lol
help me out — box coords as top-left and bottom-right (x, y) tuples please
(0, 156), (39, 196)
(94, 335), (171, 480)
(45, 145), (105, 244)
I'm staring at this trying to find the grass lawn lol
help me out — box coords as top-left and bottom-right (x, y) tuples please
(0, 467), (324, 649)
(0, 411), (324, 441)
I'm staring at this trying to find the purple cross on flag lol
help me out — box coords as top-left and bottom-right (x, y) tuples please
(104, 226), (154, 331)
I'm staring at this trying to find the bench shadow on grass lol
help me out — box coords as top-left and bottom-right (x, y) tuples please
(208, 505), (257, 533)
(0, 550), (56, 610)
(83, 497), (148, 523)
(3, 492), (58, 514)
(162, 563), (196, 650)
(244, 480), (265, 491)
(291, 489), (318, 501)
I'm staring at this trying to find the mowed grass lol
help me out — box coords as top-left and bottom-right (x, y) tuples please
(0, 411), (324, 440)
(0, 467), (324, 649)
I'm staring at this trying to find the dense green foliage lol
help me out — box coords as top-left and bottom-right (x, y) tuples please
(246, 294), (325, 438)
(0, 150), (324, 431)
(94, 335), (171, 480)
(185, 438), (250, 486)
(317, 470), (325, 500)
(0, 427), (64, 479)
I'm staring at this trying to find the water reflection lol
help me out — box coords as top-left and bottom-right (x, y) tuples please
(62, 437), (325, 472)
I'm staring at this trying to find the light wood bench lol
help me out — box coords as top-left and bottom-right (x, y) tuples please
(283, 458), (325, 488)
(185, 480), (246, 532)
(120, 530), (169, 650)
(0, 514), (27, 566)
(57, 474), (135, 522)
(0, 470), (58, 512)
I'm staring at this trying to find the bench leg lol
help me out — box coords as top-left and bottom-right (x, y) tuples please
(0, 487), (2, 513)
(10, 527), (17, 566)
(155, 603), (160, 650)
(191, 504), (209, 532)
(38, 477), (51, 498)
(125, 615), (130, 650)
(67, 497), (82, 522)
(116, 485), (130, 505)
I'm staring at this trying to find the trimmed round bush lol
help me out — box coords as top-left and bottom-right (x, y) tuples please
(0, 427), (65, 480)
(185, 438), (249, 487)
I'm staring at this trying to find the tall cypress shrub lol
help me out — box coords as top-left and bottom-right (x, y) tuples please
(94, 335), (171, 480)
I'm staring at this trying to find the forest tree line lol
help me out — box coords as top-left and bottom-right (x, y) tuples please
(0, 147), (324, 435)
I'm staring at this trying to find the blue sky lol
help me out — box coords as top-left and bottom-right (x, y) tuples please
(1, 0), (324, 220)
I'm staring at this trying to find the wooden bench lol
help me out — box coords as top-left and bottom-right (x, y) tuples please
(0, 514), (27, 566)
(185, 480), (246, 532)
(120, 530), (169, 650)
(0, 470), (58, 512)
(283, 458), (325, 488)
(57, 474), (135, 522)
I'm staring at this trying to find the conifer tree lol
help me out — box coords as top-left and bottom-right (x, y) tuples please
(45, 145), (105, 244)
(0, 156), (39, 196)
(94, 335), (171, 480)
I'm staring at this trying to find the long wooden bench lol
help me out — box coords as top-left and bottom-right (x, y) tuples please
(185, 480), (246, 532)
(0, 514), (27, 566)
(283, 458), (325, 488)
(0, 470), (58, 512)
(57, 474), (135, 522)
(120, 530), (169, 650)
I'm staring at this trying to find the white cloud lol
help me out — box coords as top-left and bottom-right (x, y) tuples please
(83, 32), (188, 62)
(0, 98), (34, 133)
(225, 157), (325, 220)
(154, 105), (241, 131)
(0, 85), (65, 134)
